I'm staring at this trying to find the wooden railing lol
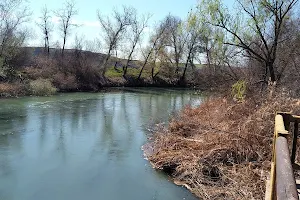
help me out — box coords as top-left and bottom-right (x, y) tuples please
(269, 112), (300, 200)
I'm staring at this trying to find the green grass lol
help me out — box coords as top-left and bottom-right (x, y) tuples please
(178, 63), (203, 68)
(104, 61), (200, 79)
(105, 66), (158, 79)
(127, 68), (142, 77)
(105, 67), (123, 78)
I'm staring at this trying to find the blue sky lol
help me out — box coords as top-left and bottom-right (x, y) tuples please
(27, 0), (235, 52)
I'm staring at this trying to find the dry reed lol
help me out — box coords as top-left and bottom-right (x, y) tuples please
(146, 93), (300, 199)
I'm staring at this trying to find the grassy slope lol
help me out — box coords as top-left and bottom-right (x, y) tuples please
(105, 66), (153, 78)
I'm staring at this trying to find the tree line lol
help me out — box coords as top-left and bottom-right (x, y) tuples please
(0, 0), (299, 92)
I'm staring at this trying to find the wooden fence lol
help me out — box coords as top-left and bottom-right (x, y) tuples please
(269, 112), (300, 200)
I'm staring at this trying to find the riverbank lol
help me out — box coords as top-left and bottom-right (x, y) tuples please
(0, 82), (198, 99)
(0, 75), (207, 98)
(0, 55), (234, 98)
(145, 92), (300, 199)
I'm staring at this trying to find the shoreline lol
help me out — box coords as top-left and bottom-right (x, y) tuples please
(142, 142), (194, 193)
(0, 83), (203, 99)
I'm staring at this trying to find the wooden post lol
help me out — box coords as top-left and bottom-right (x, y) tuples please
(269, 114), (290, 200)
(291, 122), (298, 164)
(276, 136), (298, 200)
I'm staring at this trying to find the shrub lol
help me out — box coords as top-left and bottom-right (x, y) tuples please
(53, 72), (78, 91)
(29, 78), (57, 96)
(232, 80), (246, 102)
(0, 82), (27, 97)
(23, 57), (58, 80)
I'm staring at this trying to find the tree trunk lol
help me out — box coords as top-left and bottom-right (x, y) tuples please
(138, 62), (146, 79)
(151, 66), (154, 80)
(175, 56), (180, 77)
(151, 63), (159, 82)
(44, 38), (47, 54)
(267, 61), (276, 83)
(47, 45), (50, 56)
(123, 61), (128, 78)
(46, 35), (50, 56)
(138, 52), (151, 80)
(206, 48), (211, 69)
(101, 48), (113, 76)
(180, 52), (191, 83)
(62, 34), (66, 57)
(123, 50), (134, 77)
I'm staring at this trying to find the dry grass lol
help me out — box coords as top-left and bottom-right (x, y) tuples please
(146, 93), (300, 199)
(52, 72), (78, 91)
(29, 78), (57, 96)
(0, 82), (26, 97)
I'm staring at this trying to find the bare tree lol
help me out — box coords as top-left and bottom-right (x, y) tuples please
(138, 22), (167, 79)
(85, 38), (101, 53)
(0, 0), (30, 79)
(179, 13), (204, 83)
(37, 5), (52, 56)
(55, 0), (78, 57)
(163, 15), (186, 76)
(97, 6), (134, 76)
(150, 39), (167, 81)
(123, 13), (150, 77)
(202, 0), (299, 84)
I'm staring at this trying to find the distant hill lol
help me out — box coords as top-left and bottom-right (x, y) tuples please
(20, 46), (140, 69)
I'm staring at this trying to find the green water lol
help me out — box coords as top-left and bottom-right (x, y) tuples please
(0, 88), (203, 200)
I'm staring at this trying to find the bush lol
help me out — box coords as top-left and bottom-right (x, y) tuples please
(232, 80), (246, 102)
(23, 57), (58, 80)
(53, 72), (78, 91)
(0, 82), (27, 97)
(29, 78), (57, 96)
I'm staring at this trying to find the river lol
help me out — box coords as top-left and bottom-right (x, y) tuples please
(0, 88), (203, 200)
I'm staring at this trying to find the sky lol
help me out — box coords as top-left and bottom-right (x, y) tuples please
(26, 0), (235, 54)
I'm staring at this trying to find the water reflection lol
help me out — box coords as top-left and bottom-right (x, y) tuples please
(0, 89), (202, 200)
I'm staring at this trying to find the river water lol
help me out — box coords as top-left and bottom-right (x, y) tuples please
(0, 88), (202, 200)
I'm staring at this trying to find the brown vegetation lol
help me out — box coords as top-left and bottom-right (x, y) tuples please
(0, 82), (26, 97)
(146, 93), (300, 199)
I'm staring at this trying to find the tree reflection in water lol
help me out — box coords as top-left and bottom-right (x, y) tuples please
(0, 89), (203, 200)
